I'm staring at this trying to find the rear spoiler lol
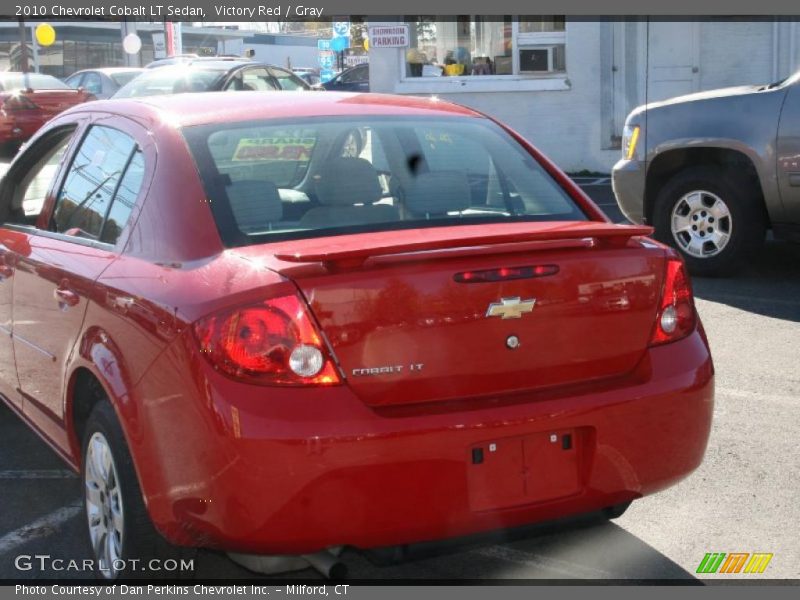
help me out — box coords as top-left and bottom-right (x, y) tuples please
(274, 223), (654, 269)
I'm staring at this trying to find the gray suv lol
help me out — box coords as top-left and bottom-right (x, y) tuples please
(612, 73), (800, 275)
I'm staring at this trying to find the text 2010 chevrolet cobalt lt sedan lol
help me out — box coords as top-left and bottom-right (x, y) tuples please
(0, 92), (714, 578)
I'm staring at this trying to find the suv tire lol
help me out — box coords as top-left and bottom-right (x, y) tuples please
(653, 166), (766, 276)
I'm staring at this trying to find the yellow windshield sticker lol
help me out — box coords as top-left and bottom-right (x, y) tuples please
(232, 137), (316, 162)
(423, 131), (454, 151)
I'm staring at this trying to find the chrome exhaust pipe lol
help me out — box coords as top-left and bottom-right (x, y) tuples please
(303, 551), (347, 579)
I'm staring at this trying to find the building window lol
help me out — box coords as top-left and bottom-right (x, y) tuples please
(404, 16), (566, 78)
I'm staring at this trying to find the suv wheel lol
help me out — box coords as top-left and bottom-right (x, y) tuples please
(82, 399), (194, 579)
(653, 166), (766, 276)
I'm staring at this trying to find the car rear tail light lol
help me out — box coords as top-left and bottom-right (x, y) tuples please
(649, 258), (696, 346)
(454, 264), (559, 283)
(194, 294), (341, 386)
(0, 94), (38, 111)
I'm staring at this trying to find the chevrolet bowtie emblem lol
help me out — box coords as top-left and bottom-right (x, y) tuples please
(486, 297), (537, 319)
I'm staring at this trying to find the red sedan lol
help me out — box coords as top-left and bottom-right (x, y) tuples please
(0, 91), (714, 579)
(0, 72), (95, 148)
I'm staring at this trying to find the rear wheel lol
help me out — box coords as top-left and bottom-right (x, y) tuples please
(653, 166), (766, 276)
(81, 400), (194, 579)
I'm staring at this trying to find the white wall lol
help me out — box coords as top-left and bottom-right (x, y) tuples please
(699, 20), (776, 89)
(368, 20), (618, 173)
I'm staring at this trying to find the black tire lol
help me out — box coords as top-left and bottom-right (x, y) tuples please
(81, 399), (195, 580)
(652, 166), (767, 276)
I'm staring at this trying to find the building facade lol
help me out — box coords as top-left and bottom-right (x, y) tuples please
(0, 22), (320, 76)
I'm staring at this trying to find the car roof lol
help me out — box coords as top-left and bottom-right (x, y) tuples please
(145, 60), (284, 74)
(187, 59), (253, 69)
(76, 91), (481, 128)
(73, 68), (145, 75)
(147, 56), (250, 68)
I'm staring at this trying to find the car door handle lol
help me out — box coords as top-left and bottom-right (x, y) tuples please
(0, 264), (12, 280)
(788, 173), (800, 187)
(55, 286), (80, 308)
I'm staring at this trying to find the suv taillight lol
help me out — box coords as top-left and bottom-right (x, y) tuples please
(649, 257), (696, 346)
(194, 294), (341, 386)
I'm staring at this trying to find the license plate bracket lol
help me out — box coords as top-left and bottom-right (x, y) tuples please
(468, 428), (583, 512)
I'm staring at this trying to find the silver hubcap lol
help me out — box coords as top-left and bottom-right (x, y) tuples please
(670, 190), (732, 258)
(85, 432), (124, 579)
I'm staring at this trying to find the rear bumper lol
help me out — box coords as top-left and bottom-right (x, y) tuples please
(0, 112), (42, 144)
(0, 114), (23, 143)
(612, 159), (647, 224)
(131, 328), (713, 554)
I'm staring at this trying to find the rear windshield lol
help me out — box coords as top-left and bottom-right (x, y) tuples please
(113, 68), (226, 98)
(0, 73), (70, 91)
(109, 71), (142, 87)
(182, 116), (586, 246)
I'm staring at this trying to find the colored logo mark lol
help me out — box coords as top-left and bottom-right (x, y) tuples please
(696, 552), (773, 574)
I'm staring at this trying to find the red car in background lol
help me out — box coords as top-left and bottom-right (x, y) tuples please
(0, 92), (714, 579)
(0, 72), (95, 148)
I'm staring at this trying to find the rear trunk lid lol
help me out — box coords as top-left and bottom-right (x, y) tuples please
(242, 222), (665, 407)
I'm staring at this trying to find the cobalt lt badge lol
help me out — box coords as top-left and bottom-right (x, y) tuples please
(486, 297), (536, 319)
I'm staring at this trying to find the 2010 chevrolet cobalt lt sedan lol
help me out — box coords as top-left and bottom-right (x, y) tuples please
(0, 92), (714, 579)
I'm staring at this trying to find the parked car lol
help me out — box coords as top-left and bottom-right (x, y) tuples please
(322, 63), (369, 92)
(64, 68), (144, 99)
(144, 54), (200, 69)
(0, 72), (95, 148)
(293, 69), (321, 87)
(113, 60), (310, 98)
(144, 55), (251, 69)
(613, 73), (800, 275)
(0, 91), (713, 579)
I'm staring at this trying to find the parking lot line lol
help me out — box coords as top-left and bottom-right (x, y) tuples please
(0, 470), (77, 479)
(717, 387), (799, 406)
(0, 503), (82, 555)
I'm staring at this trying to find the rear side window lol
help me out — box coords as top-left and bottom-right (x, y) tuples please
(64, 73), (84, 89)
(52, 125), (144, 244)
(268, 67), (307, 91)
(341, 66), (368, 83)
(18, 140), (70, 220)
(237, 68), (278, 91)
(82, 72), (103, 95)
(101, 150), (143, 244)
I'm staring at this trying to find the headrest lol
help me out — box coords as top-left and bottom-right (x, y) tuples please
(315, 158), (382, 207)
(404, 171), (471, 216)
(226, 180), (282, 232)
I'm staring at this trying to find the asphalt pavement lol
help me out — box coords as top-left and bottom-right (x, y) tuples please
(0, 169), (798, 581)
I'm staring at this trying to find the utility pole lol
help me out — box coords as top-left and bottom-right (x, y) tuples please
(17, 18), (29, 72)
